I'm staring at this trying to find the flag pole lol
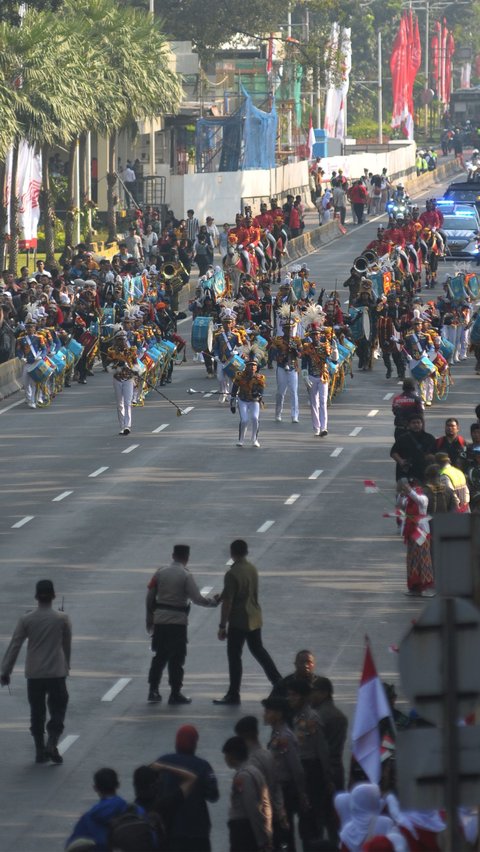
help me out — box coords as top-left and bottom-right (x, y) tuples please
(378, 31), (383, 144)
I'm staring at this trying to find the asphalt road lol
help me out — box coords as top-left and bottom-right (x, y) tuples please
(0, 173), (478, 851)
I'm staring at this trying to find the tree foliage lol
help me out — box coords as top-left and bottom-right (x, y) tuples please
(0, 0), (64, 27)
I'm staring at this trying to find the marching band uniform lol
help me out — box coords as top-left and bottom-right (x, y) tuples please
(230, 358), (266, 448)
(270, 318), (302, 423)
(404, 320), (435, 406)
(16, 319), (46, 408)
(377, 307), (405, 380)
(213, 315), (244, 402)
(107, 332), (139, 434)
(301, 325), (336, 436)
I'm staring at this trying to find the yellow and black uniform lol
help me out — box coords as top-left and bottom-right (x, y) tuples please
(230, 366), (266, 448)
(107, 340), (138, 434)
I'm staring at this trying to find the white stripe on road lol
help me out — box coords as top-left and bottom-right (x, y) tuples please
(152, 424), (168, 433)
(367, 409), (379, 417)
(0, 399), (24, 415)
(330, 447), (343, 457)
(122, 444), (139, 454)
(58, 734), (79, 755)
(101, 678), (131, 702)
(383, 393), (394, 401)
(200, 586), (213, 596)
(308, 470), (323, 480)
(183, 406), (194, 414)
(12, 516), (34, 529)
(349, 427), (363, 437)
(52, 491), (73, 502)
(257, 520), (275, 533)
(285, 494), (300, 505)
(204, 393), (213, 398)
(88, 467), (109, 478)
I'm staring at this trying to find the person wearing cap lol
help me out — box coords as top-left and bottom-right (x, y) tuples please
(153, 724), (219, 850)
(391, 378), (424, 440)
(270, 305), (302, 423)
(287, 679), (330, 848)
(222, 735), (273, 852)
(262, 695), (308, 850)
(1, 579), (71, 764)
(15, 315), (46, 408)
(213, 313), (244, 403)
(377, 301), (405, 380)
(214, 540), (282, 706)
(106, 328), (138, 435)
(403, 316), (435, 406)
(146, 544), (218, 705)
(301, 320), (336, 437)
(230, 354), (266, 448)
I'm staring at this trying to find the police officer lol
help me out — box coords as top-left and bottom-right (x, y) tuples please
(146, 544), (218, 705)
(1, 579), (71, 764)
(222, 735), (273, 852)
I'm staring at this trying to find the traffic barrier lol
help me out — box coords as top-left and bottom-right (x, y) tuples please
(0, 357), (23, 401)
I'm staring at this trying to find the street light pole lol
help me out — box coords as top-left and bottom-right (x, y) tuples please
(149, 0), (156, 179)
(424, 0), (430, 138)
(378, 31), (383, 144)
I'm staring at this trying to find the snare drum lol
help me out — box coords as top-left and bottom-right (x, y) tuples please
(433, 352), (448, 373)
(252, 334), (268, 366)
(134, 360), (146, 377)
(66, 338), (84, 360)
(191, 317), (213, 352)
(59, 346), (75, 368)
(411, 355), (436, 382)
(49, 352), (66, 374)
(27, 358), (55, 384)
(341, 337), (356, 356)
(223, 354), (245, 379)
(141, 353), (156, 372)
(158, 339), (177, 358)
(80, 331), (97, 355)
(439, 337), (455, 360)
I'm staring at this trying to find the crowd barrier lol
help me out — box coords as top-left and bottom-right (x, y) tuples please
(0, 357), (23, 401)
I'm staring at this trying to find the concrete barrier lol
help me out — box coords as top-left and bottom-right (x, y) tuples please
(0, 357), (23, 401)
(286, 219), (344, 261)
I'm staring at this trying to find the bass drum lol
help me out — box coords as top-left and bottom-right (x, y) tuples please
(349, 306), (371, 342)
(191, 316), (213, 353)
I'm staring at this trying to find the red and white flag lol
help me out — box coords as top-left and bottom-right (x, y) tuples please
(364, 480), (379, 494)
(351, 641), (392, 783)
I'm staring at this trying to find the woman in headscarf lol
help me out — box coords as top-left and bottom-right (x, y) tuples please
(338, 784), (395, 852)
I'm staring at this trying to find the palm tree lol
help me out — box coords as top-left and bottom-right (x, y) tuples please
(64, 0), (182, 244)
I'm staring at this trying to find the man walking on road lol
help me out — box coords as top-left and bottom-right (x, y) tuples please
(146, 544), (218, 705)
(214, 539), (282, 706)
(1, 579), (71, 764)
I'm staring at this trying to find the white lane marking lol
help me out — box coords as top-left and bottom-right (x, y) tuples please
(52, 491), (73, 503)
(177, 316), (190, 325)
(204, 393), (213, 398)
(285, 494), (300, 505)
(331, 447), (343, 457)
(349, 427), (363, 437)
(58, 734), (79, 755)
(12, 516), (34, 529)
(257, 520), (275, 533)
(183, 406), (194, 414)
(122, 444), (139, 454)
(152, 424), (168, 433)
(89, 466), (109, 478)
(309, 469), (323, 480)
(200, 586), (213, 596)
(0, 399), (24, 415)
(101, 678), (131, 702)
(383, 393), (394, 401)
(367, 409), (379, 417)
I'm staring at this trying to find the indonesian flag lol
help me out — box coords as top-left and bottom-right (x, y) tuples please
(266, 33), (274, 75)
(307, 113), (315, 159)
(351, 642), (392, 783)
(364, 480), (379, 494)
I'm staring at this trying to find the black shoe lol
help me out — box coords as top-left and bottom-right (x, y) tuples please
(86, 369), (94, 376)
(148, 689), (162, 703)
(386, 369), (392, 379)
(213, 694), (241, 706)
(79, 379), (87, 384)
(65, 382), (71, 388)
(168, 692), (192, 705)
(34, 736), (48, 763)
(46, 737), (63, 764)
(320, 430), (328, 437)
(123, 428), (131, 435)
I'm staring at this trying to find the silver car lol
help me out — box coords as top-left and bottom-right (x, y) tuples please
(442, 211), (480, 258)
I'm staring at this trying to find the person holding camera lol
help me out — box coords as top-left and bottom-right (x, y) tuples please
(146, 545), (218, 705)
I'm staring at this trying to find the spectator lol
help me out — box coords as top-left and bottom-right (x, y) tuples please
(390, 414), (436, 482)
(289, 200), (301, 238)
(0, 303), (15, 363)
(142, 224), (158, 265)
(125, 227), (144, 263)
(332, 183), (347, 225)
(205, 217), (219, 253)
(66, 768), (131, 851)
(186, 209), (199, 243)
(219, 223), (230, 260)
(435, 417), (466, 466)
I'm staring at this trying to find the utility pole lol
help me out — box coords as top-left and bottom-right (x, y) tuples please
(287, 6), (293, 152)
(149, 0), (156, 178)
(378, 32), (383, 144)
(424, 0), (430, 138)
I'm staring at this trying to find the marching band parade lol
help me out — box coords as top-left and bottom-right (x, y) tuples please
(3, 174), (480, 852)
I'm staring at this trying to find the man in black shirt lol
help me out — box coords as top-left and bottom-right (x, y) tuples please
(435, 417), (466, 466)
(390, 413), (436, 482)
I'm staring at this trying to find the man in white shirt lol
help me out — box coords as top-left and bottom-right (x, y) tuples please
(206, 216), (219, 254)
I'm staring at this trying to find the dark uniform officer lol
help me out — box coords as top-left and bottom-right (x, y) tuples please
(1, 579), (71, 764)
(146, 544), (218, 705)
(223, 736), (272, 852)
(313, 677), (348, 845)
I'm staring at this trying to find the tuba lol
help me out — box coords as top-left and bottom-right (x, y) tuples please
(161, 261), (182, 279)
(362, 249), (379, 268)
(353, 256), (369, 276)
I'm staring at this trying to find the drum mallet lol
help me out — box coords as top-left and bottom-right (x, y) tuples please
(145, 381), (189, 416)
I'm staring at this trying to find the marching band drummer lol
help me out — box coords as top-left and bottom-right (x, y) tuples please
(230, 350), (266, 448)
(270, 304), (302, 423)
(16, 314), (46, 409)
(107, 329), (139, 435)
(301, 308), (337, 437)
(213, 310), (244, 403)
(403, 315), (435, 407)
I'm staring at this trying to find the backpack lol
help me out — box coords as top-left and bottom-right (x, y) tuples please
(108, 805), (158, 851)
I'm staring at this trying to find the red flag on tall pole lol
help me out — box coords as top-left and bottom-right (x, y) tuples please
(390, 14), (408, 131)
(266, 34), (274, 75)
(445, 31), (455, 102)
